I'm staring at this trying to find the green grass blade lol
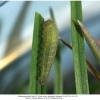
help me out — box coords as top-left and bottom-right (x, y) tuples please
(49, 7), (63, 94)
(77, 20), (100, 66)
(29, 12), (44, 94)
(41, 83), (47, 94)
(71, 1), (89, 94)
(54, 47), (63, 94)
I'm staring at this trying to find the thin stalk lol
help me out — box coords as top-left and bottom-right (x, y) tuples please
(59, 37), (100, 81)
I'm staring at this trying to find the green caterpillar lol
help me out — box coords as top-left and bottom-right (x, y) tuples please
(38, 19), (58, 85)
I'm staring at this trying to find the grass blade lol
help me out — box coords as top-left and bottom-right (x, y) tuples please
(29, 12), (44, 94)
(71, 1), (89, 94)
(77, 20), (100, 66)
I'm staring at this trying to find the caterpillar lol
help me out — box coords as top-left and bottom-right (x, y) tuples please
(38, 19), (58, 85)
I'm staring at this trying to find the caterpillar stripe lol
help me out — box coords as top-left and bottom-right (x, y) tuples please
(38, 19), (58, 85)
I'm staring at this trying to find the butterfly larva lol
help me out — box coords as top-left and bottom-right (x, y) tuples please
(38, 19), (58, 85)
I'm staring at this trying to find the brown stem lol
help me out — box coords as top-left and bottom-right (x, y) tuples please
(59, 37), (100, 81)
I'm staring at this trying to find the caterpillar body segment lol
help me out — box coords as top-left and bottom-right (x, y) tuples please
(38, 19), (58, 85)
